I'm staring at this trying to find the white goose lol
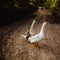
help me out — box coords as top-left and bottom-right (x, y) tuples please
(28, 22), (47, 43)
(21, 20), (36, 39)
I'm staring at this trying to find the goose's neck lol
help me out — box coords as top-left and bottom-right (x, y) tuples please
(39, 22), (47, 34)
(30, 20), (36, 32)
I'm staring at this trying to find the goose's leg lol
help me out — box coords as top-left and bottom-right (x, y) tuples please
(32, 42), (41, 48)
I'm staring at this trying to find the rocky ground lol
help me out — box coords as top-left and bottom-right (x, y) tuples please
(0, 7), (60, 60)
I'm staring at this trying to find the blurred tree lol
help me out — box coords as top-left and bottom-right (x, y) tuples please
(43, 0), (60, 16)
(0, 0), (38, 9)
(0, 0), (60, 17)
(0, 0), (39, 19)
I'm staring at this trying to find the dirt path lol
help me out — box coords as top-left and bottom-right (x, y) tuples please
(0, 8), (60, 60)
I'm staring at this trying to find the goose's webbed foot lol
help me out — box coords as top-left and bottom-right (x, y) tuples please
(32, 42), (41, 48)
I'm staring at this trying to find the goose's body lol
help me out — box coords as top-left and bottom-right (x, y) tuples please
(21, 20), (36, 39)
(28, 22), (47, 43)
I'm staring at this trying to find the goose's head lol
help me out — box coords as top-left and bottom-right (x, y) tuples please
(43, 21), (48, 25)
(33, 19), (36, 23)
(43, 21), (48, 26)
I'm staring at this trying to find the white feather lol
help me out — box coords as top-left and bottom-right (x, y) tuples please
(28, 22), (47, 43)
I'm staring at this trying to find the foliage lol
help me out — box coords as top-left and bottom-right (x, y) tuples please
(0, 0), (38, 9)
(44, 0), (60, 16)
(0, 0), (60, 16)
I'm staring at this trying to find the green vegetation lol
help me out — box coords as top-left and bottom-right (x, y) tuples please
(0, 0), (60, 16)
(44, 0), (60, 16)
